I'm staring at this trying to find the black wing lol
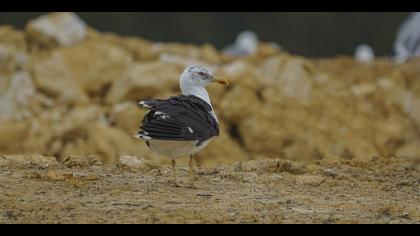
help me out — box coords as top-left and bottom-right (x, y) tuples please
(138, 95), (219, 145)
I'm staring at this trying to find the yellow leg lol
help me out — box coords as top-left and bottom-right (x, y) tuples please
(171, 160), (179, 187)
(189, 155), (195, 176)
(189, 155), (198, 188)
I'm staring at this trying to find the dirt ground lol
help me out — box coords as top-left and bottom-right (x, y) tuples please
(0, 155), (419, 224)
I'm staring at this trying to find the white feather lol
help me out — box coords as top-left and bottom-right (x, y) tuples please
(139, 101), (152, 108)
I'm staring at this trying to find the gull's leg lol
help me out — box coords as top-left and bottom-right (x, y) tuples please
(171, 159), (179, 187)
(189, 155), (195, 176)
(189, 155), (198, 188)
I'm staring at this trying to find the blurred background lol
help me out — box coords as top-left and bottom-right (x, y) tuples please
(1, 11), (420, 167)
(0, 12), (410, 57)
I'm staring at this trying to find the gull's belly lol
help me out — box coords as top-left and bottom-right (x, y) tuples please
(147, 138), (214, 159)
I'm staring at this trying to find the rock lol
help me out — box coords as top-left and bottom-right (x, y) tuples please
(395, 142), (420, 159)
(33, 170), (99, 181)
(238, 159), (305, 174)
(115, 36), (159, 61)
(219, 86), (261, 123)
(25, 12), (87, 49)
(407, 207), (420, 221)
(108, 102), (146, 135)
(389, 89), (420, 129)
(0, 26), (27, 51)
(44, 170), (67, 181)
(200, 44), (222, 64)
(373, 119), (407, 157)
(30, 51), (89, 105)
(0, 155), (58, 168)
(50, 105), (105, 141)
(152, 42), (221, 64)
(60, 122), (154, 164)
(350, 83), (376, 97)
(196, 124), (250, 167)
(221, 60), (261, 89)
(0, 120), (29, 153)
(256, 55), (289, 85)
(0, 71), (51, 121)
(0, 44), (28, 74)
(105, 62), (181, 104)
(295, 175), (325, 186)
(58, 40), (133, 95)
(321, 168), (338, 177)
(257, 42), (282, 58)
(61, 155), (102, 168)
(22, 118), (55, 154)
(117, 156), (159, 171)
(379, 205), (403, 216)
(277, 59), (314, 102)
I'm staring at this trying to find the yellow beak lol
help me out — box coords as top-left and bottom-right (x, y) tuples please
(212, 77), (229, 86)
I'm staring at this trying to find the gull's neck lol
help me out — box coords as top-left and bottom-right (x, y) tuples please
(180, 81), (219, 123)
(181, 84), (212, 109)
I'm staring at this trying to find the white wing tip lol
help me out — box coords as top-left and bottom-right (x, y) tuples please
(133, 133), (152, 140)
(139, 101), (152, 108)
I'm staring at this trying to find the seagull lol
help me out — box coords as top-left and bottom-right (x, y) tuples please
(393, 12), (420, 63)
(354, 44), (375, 63)
(223, 30), (259, 56)
(136, 65), (229, 186)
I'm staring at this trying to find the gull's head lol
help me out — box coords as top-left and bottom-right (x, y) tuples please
(180, 65), (229, 89)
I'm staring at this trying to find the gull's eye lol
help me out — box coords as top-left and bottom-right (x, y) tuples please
(198, 71), (205, 76)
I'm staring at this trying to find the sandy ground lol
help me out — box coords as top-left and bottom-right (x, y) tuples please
(0, 156), (419, 224)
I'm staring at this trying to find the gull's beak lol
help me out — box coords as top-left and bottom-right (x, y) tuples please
(212, 77), (229, 86)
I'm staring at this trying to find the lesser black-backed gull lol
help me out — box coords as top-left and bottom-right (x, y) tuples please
(136, 65), (228, 186)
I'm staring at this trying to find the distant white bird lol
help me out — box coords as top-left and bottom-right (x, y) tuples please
(393, 12), (420, 63)
(223, 30), (259, 56)
(136, 65), (229, 187)
(354, 44), (375, 63)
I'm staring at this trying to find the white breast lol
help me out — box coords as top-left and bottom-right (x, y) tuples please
(147, 138), (214, 159)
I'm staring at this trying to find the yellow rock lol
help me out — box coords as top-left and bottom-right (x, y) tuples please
(59, 40), (133, 95)
(30, 52), (89, 105)
(0, 120), (30, 154)
(25, 12), (87, 50)
(108, 102), (146, 136)
(105, 61), (181, 104)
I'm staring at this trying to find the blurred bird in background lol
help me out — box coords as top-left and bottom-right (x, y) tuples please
(354, 44), (375, 63)
(223, 30), (259, 56)
(393, 12), (420, 63)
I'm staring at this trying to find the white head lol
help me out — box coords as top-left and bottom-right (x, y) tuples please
(179, 65), (229, 106)
(180, 65), (228, 91)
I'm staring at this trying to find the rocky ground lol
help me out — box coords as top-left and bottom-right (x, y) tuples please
(0, 155), (419, 224)
(1, 13), (420, 224)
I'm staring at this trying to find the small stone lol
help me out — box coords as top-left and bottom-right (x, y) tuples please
(322, 168), (338, 177)
(0, 155), (58, 168)
(61, 155), (102, 168)
(117, 156), (158, 172)
(295, 175), (325, 186)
